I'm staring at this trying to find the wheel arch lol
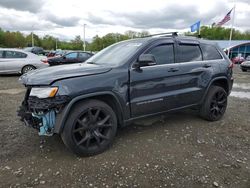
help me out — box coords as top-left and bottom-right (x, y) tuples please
(54, 91), (124, 134)
(211, 78), (229, 94)
(21, 64), (37, 74)
(201, 76), (230, 103)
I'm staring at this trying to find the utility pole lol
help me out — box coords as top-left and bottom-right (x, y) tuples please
(83, 24), (86, 51)
(55, 38), (58, 50)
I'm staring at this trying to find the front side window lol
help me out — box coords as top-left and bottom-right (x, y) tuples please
(178, 44), (202, 63)
(65, 52), (78, 59)
(200, 44), (223, 60)
(5, 51), (27, 58)
(146, 44), (174, 65)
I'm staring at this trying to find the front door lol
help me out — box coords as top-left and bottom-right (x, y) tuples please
(4, 51), (27, 73)
(129, 41), (181, 117)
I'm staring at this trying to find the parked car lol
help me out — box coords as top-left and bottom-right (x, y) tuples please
(42, 50), (50, 56)
(47, 50), (57, 58)
(46, 51), (93, 66)
(231, 56), (245, 64)
(47, 50), (68, 58)
(0, 48), (48, 74)
(18, 33), (233, 156)
(24, 46), (44, 55)
(240, 56), (250, 72)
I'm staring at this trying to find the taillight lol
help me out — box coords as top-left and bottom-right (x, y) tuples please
(41, 59), (48, 64)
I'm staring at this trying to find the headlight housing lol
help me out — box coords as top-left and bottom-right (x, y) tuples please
(30, 87), (58, 98)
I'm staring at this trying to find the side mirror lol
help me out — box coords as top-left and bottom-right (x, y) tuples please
(63, 56), (66, 59)
(135, 54), (156, 68)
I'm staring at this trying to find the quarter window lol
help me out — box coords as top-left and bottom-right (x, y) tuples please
(178, 44), (202, 63)
(200, 44), (223, 60)
(146, 44), (174, 65)
(0, 51), (3, 58)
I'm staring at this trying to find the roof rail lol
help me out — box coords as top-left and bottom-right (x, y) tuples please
(142, 32), (178, 38)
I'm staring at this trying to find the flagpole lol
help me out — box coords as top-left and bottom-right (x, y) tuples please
(228, 5), (236, 56)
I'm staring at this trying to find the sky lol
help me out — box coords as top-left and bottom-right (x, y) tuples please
(0, 0), (249, 41)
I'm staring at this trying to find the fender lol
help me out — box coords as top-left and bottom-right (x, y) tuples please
(200, 76), (230, 104)
(54, 91), (124, 134)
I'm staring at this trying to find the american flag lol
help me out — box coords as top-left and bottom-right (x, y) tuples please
(216, 8), (233, 26)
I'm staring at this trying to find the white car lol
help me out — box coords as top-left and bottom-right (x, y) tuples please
(0, 48), (49, 74)
(240, 56), (250, 72)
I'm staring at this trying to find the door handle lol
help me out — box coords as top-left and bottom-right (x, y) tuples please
(168, 68), (179, 72)
(203, 64), (211, 68)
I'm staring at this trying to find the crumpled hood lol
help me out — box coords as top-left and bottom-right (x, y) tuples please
(19, 63), (112, 85)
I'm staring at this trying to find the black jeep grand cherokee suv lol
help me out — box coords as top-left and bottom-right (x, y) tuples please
(18, 34), (233, 156)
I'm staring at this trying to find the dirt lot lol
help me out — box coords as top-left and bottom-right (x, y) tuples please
(0, 66), (249, 188)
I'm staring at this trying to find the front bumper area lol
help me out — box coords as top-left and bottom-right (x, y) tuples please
(17, 90), (70, 136)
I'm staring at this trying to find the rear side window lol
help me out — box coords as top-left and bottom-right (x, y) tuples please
(146, 44), (174, 65)
(200, 44), (223, 60)
(177, 44), (202, 63)
(5, 51), (27, 58)
(79, 52), (89, 58)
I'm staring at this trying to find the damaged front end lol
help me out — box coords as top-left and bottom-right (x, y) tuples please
(18, 87), (70, 136)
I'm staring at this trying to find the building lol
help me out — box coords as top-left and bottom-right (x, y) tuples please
(214, 40), (250, 59)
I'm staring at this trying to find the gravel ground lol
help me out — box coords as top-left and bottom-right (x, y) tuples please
(0, 66), (249, 188)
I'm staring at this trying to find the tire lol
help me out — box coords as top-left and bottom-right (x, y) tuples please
(241, 69), (247, 72)
(22, 65), (36, 74)
(200, 86), (227, 121)
(61, 99), (117, 156)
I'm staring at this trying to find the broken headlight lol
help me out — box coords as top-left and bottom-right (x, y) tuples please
(30, 87), (58, 99)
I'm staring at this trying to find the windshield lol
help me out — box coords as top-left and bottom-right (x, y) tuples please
(86, 40), (144, 67)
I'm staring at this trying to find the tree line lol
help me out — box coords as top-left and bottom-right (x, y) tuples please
(0, 26), (249, 52)
(187, 26), (250, 40)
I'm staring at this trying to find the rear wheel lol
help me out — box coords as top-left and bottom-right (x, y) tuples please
(61, 100), (117, 156)
(200, 86), (227, 121)
(22, 65), (36, 74)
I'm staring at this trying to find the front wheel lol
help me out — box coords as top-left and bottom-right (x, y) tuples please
(200, 86), (228, 121)
(61, 100), (117, 156)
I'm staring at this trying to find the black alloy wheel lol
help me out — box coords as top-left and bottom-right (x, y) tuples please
(73, 107), (113, 149)
(200, 86), (228, 121)
(61, 100), (117, 156)
(209, 90), (227, 120)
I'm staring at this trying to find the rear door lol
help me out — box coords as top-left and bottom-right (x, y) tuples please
(78, 52), (91, 62)
(129, 40), (181, 117)
(2, 51), (27, 73)
(176, 40), (214, 106)
(64, 52), (78, 64)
